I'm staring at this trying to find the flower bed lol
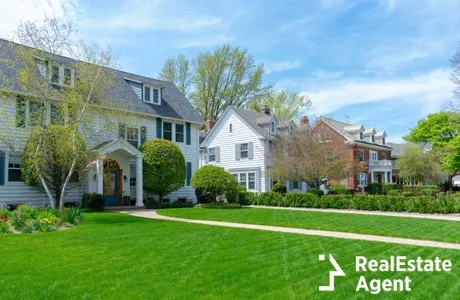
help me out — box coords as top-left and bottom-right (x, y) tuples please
(0, 205), (83, 234)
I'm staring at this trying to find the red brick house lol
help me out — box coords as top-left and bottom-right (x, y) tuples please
(311, 117), (393, 190)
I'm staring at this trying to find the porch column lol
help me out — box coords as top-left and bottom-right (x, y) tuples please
(96, 158), (104, 194)
(371, 172), (375, 184)
(136, 156), (143, 207)
(384, 171), (388, 183)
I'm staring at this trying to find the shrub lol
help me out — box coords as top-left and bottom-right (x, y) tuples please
(225, 185), (247, 203)
(272, 183), (287, 195)
(0, 222), (10, 234)
(20, 225), (33, 233)
(16, 205), (38, 220)
(238, 192), (256, 206)
(368, 183), (384, 195)
(196, 203), (242, 209)
(0, 209), (11, 219)
(190, 165), (238, 202)
(82, 193), (105, 212)
(387, 189), (400, 196)
(61, 207), (83, 225)
(307, 188), (324, 197)
(284, 193), (319, 207)
(141, 139), (186, 202)
(144, 197), (194, 209)
(255, 192), (283, 206)
(328, 184), (348, 195)
(402, 192), (414, 197)
(194, 188), (214, 204)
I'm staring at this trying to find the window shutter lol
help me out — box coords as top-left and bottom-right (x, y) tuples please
(140, 126), (147, 146)
(156, 118), (162, 138)
(215, 147), (220, 162)
(186, 162), (192, 186)
(0, 152), (4, 185)
(287, 181), (292, 191)
(248, 142), (253, 159)
(235, 144), (241, 161)
(186, 122), (191, 145)
(118, 123), (126, 138)
(205, 149), (209, 163)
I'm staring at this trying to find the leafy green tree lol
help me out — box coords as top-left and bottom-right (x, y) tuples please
(449, 44), (460, 110)
(248, 90), (311, 120)
(190, 165), (238, 202)
(158, 54), (191, 96)
(404, 112), (460, 177)
(398, 144), (442, 184)
(141, 139), (186, 202)
(159, 45), (272, 121)
(22, 126), (86, 208)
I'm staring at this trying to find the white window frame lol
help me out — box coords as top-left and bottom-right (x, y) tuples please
(357, 173), (367, 187)
(208, 147), (216, 162)
(371, 134), (375, 143)
(49, 64), (74, 87)
(126, 127), (139, 148)
(232, 172), (257, 191)
(240, 143), (248, 159)
(382, 137), (386, 145)
(292, 180), (299, 190)
(359, 131), (363, 140)
(163, 122), (173, 141)
(175, 123), (184, 143)
(143, 85), (161, 105)
(270, 121), (276, 135)
(370, 150), (378, 161)
(359, 149), (365, 163)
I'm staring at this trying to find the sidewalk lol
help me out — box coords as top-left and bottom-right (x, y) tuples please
(119, 209), (460, 250)
(249, 205), (460, 221)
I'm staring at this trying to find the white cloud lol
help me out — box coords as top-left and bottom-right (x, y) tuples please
(0, 0), (77, 39)
(311, 69), (344, 80)
(303, 68), (453, 115)
(265, 60), (302, 74)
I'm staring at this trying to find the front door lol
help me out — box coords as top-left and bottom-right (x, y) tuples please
(104, 170), (119, 206)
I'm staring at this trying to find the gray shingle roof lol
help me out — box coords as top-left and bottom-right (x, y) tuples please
(387, 142), (406, 157)
(0, 39), (202, 124)
(319, 116), (391, 148)
(232, 106), (281, 140)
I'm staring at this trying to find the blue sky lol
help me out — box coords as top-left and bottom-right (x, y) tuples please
(1, 0), (459, 142)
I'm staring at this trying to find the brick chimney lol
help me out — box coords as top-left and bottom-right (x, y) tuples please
(206, 120), (216, 130)
(260, 106), (271, 115)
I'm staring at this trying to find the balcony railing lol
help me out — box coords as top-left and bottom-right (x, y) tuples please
(368, 159), (393, 167)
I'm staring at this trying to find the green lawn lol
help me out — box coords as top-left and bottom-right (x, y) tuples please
(0, 213), (459, 299)
(158, 207), (460, 243)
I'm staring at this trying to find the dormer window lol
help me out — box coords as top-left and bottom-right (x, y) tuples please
(371, 135), (375, 143)
(270, 121), (276, 135)
(382, 137), (386, 145)
(49, 64), (73, 86)
(359, 131), (363, 140)
(143, 86), (161, 105)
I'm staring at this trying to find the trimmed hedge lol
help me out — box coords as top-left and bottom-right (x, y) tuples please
(144, 197), (194, 209)
(195, 203), (242, 209)
(245, 192), (460, 214)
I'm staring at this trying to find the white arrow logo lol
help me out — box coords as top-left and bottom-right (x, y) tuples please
(319, 254), (346, 291)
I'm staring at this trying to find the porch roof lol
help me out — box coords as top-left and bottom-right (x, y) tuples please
(92, 138), (144, 158)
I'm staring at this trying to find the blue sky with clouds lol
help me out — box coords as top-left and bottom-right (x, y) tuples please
(0, 0), (459, 142)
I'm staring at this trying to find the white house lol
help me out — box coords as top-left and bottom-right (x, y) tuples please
(199, 106), (308, 193)
(0, 39), (202, 207)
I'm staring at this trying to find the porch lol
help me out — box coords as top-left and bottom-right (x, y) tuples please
(86, 139), (144, 207)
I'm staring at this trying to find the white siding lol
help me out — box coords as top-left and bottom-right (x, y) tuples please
(201, 110), (269, 192)
(0, 95), (199, 206)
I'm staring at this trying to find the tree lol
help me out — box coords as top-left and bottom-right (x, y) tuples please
(404, 112), (460, 177)
(3, 17), (115, 208)
(248, 90), (311, 120)
(22, 126), (86, 207)
(269, 129), (357, 188)
(158, 54), (191, 96)
(159, 45), (272, 121)
(398, 144), (442, 184)
(141, 139), (186, 202)
(190, 165), (238, 202)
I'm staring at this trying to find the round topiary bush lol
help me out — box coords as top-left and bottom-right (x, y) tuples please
(190, 165), (238, 202)
(141, 139), (186, 202)
(272, 183), (287, 194)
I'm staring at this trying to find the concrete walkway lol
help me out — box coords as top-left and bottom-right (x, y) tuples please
(249, 205), (460, 221)
(118, 209), (460, 250)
